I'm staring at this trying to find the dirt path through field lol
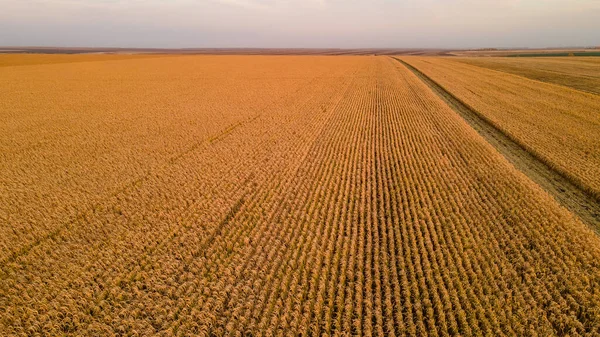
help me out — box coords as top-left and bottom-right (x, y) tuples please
(394, 57), (600, 232)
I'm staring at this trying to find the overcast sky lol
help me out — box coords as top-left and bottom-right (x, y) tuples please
(1, 0), (599, 49)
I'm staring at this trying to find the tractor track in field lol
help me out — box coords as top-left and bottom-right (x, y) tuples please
(394, 57), (600, 233)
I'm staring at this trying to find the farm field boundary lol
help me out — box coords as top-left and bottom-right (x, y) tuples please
(453, 57), (600, 95)
(394, 57), (600, 231)
(507, 52), (600, 57)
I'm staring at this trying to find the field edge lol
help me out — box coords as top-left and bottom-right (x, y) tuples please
(392, 56), (600, 232)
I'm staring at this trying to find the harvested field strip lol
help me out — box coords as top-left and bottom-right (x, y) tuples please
(398, 56), (600, 199)
(395, 57), (600, 231)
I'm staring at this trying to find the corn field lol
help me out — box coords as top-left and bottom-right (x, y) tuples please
(454, 56), (600, 94)
(1, 55), (600, 336)
(400, 56), (600, 199)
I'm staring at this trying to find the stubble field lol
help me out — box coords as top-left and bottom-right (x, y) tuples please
(1, 54), (600, 336)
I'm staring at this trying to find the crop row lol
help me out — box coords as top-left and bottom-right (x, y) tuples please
(399, 56), (600, 199)
(0, 55), (354, 262)
(0, 55), (365, 335)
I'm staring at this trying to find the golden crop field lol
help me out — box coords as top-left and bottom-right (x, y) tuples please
(0, 53), (169, 68)
(2, 55), (600, 336)
(400, 56), (600, 200)
(454, 57), (600, 94)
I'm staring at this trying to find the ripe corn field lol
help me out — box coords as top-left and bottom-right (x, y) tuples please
(1, 54), (600, 336)
(454, 56), (600, 95)
(399, 56), (600, 199)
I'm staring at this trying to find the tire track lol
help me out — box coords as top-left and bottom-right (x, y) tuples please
(393, 57), (600, 232)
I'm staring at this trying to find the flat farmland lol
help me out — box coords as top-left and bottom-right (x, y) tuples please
(399, 56), (600, 200)
(454, 57), (600, 94)
(0, 53), (171, 68)
(2, 55), (600, 336)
